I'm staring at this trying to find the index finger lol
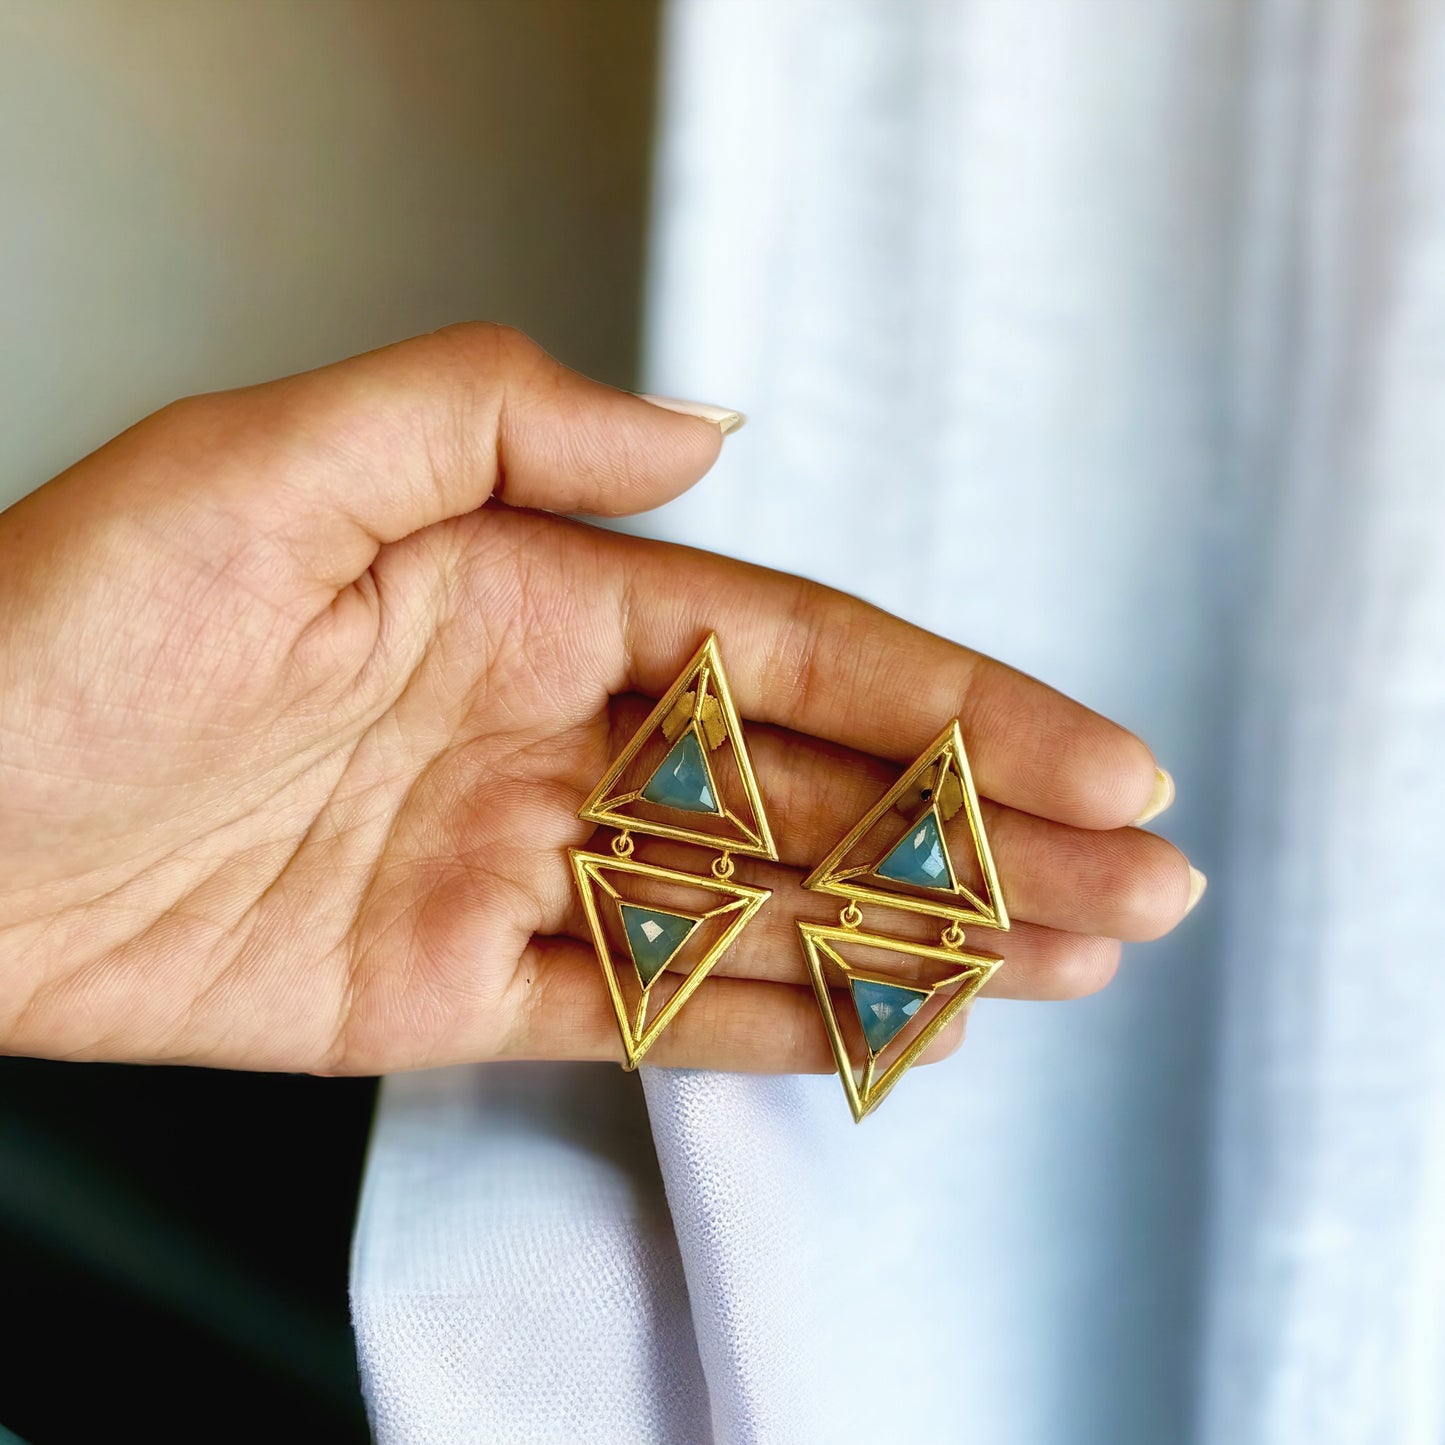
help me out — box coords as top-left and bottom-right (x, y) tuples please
(613, 535), (1160, 831)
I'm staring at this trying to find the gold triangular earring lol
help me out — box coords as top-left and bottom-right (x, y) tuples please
(570, 634), (777, 1068)
(799, 722), (1010, 1120)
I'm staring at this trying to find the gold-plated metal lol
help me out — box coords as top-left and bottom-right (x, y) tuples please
(571, 849), (770, 1069)
(797, 921), (1002, 1122)
(664, 689), (726, 749)
(577, 634), (778, 861)
(894, 760), (965, 822)
(803, 720), (1009, 931)
(571, 634), (775, 1067)
(801, 719), (1011, 1120)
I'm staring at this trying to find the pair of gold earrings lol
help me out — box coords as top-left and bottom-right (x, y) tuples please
(568, 634), (1009, 1121)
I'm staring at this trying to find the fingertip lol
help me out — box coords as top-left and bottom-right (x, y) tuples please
(495, 369), (730, 519)
(455, 328), (738, 512)
(952, 657), (1165, 831)
(1098, 830), (1197, 941)
(1042, 713), (1163, 831)
(978, 926), (1121, 1001)
(1041, 934), (1122, 999)
(577, 391), (730, 517)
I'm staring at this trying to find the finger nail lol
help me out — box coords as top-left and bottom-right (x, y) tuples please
(638, 393), (747, 436)
(1185, 866), (1207, 915)
(1133, 767), (1176, 825)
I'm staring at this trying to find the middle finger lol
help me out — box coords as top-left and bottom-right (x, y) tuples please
(603, 696), (1193, 943)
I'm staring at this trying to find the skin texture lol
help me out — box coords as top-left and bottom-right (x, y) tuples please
(0, 324), (1196, 1076)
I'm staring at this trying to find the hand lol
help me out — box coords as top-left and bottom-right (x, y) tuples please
(0, 325), (1200, 1074)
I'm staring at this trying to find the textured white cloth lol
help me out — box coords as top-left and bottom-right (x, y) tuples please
(353, 1064), (710, 1444)
(352, 2), (1445, 1441)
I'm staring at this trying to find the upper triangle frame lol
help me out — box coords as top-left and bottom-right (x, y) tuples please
(570, 848), (770, 1069)
(798, 921), (1002, 1122)
(802, 721), (1010, 930)
(577, 634), (778, 861)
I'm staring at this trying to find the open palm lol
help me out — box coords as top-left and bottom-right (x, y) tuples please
(0, 326), (1199, 1075)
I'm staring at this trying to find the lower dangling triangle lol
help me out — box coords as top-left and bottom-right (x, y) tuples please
(570, 849), (770, 1069)
(798, 920), (1002, 1121)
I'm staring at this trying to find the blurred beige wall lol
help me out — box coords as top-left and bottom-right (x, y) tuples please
(0, 0), (660, 505)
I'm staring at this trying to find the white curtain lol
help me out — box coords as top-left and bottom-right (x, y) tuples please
(351, 2), (1445, 1441)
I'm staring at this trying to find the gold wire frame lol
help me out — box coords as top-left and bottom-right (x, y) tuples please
(802, 720), (1010, 931)
(798, 921), (1001, 1122)
(570, 849), (770, 1069)
(577, 633), (778, 861)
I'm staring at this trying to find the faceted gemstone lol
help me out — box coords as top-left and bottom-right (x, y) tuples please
(873, 808), (954, 892)
(619, 903), (700, 987)
(640, 728), (721, 815)
(850, 976), (930, 1055)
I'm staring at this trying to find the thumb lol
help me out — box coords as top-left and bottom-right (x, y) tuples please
(112, 323), (739, 589)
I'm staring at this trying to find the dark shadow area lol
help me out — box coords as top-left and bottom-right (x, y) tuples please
(0, 1064), (376, 1442)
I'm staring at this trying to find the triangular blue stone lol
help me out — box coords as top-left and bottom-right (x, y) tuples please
(619, 903), (699, 987)
(640, 730), (720, 815)
(850, 976), (930, 1055)
(873, 809), (954, 892)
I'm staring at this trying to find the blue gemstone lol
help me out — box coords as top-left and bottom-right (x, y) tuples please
(850, 976), (930, 1054)
(619, 903), (699, 987)
(874, 809), (953, 892)
(640, 729), (720, 815)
